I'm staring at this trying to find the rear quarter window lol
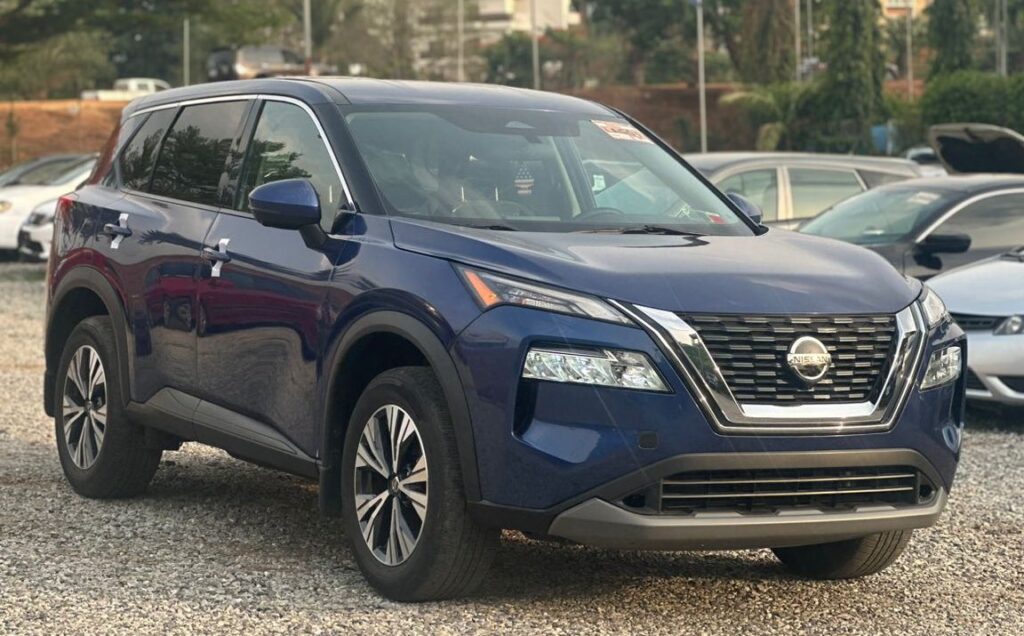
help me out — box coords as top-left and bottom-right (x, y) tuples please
(149, 100), (249, 206)
(117, 109), (176, 191)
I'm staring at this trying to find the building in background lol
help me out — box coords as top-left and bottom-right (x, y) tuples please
(412, 0), (579, 80)
(880, 0), (932, 19)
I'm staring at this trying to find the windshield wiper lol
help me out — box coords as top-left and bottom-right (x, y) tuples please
(462, 223), (519, 231)
(582, 224), (705, 236)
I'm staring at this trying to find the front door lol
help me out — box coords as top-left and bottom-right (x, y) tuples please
(195, 98), (348, 454)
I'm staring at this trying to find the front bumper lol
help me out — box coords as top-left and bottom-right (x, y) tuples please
(963, 330), (1024, 405)
(17, 223), (50, 260)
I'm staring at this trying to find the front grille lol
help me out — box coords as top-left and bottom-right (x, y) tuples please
(965, 368), (987, 391)
(1000, 376), (1024, 393)
(655, 466), (928, 514)
(951, 313), (1001, 331)
(683, 314), (898, 404)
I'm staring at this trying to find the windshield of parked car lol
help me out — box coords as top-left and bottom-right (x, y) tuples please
(9, 157), (87, 186)
(42, 159), (95, 186)
(343, 106), (752, 235)
(800, 186), (961, 244)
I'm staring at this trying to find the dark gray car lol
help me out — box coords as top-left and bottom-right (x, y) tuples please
(685, 152), (928, 229)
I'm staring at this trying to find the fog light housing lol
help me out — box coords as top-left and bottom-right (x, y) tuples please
(523, 347), (669, 392)
(920, 346), (962, 390)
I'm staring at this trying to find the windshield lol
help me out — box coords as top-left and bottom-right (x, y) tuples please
(9, 157), (87, 186)
(800, 186), (960, 244)
(42, 159), (95, 186)
(343, 106), (752, 235)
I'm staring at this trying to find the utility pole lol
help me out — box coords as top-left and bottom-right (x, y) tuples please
(997, 0), (1009, 76)
(303, 0), (313, 75)
(906, 3), (914, 98)
(531, 0), (540, 89)
(806, 0), (813, 60)
(182, 18), (190, 86)
(694, 0), (707, 153)
(794, 0), (802, 82)
(457, 0), (465, 82)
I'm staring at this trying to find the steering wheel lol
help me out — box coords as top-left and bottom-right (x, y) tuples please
(574, 207), (627, 222)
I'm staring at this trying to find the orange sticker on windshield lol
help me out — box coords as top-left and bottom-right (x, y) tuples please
(592, 120), (652, 143)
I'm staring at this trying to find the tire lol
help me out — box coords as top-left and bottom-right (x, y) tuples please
(340, 367), (498, 601)
(773, 530), (913, 580)
(54, 316), (162, 498)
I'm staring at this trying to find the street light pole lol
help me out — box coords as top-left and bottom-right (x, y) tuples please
(997, 0), (1009, 76)
(182, 18), (190, 86)
(794, 0), (802, 82)
(695, 0), (707, 153)
(906, 4), (914, 98)
(531, 0), (540, 89)
(303, 0), (313, 75)
(457, 0), (465, 82)
(806, 0), (813, 60)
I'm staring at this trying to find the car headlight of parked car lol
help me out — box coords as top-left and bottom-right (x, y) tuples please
(26, 198), (58, 226)
(0, 200), (11, 214)
(457, 265), (630, 324)
(994, 315), (1024, 335)
(920, 287), (950, 329)
(918, 287), (960, 390)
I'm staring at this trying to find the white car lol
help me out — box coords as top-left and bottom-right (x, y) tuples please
(929, 248), (1024, 407)
(81, 77), (170, 101)
(17, 197), (59, 261)
(0, 158), (95, 255)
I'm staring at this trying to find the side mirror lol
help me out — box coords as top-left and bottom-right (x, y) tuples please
(726, 192), (763, 225)
(249, 179), (321, 230)
(918, 232), (971, 254)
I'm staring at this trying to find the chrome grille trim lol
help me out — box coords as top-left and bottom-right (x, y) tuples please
(610, 301), (926, 435)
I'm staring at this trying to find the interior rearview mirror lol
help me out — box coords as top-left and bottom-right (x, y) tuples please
(249, 179), (322, 230)
(726, 192), (763, 226)
(918, 233), (971, 255)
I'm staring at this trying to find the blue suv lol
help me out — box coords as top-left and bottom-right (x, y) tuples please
(44, 79), (966, 601)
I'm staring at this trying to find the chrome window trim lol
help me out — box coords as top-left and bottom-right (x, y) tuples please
(129, 93), (354, 205)
(913, 187), (1024, 244)
(610, 300), (927, 435)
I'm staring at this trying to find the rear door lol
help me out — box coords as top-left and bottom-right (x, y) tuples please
(96, 99), (251, 404)
(783, 166), (866, 228)
(194, 97), (348, 455)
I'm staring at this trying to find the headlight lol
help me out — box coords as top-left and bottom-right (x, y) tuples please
(457, 266), (630, 324)
(523, 347), (669, 392)
(920, 345), (962, 390)
(994, 315), (1024, 335)
(920, 287), (949, 329)
(0, 200), (11, 214)
(26, 198), (58, 226)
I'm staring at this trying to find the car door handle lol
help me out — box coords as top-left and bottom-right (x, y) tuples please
(102, 213), (131, 249)
(202, 238), (231, 278)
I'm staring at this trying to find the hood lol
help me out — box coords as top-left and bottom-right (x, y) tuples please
(391, 219), (920, 315)
(928, 250), (1024, 315)
(0, 184), (74, 218)
(928, 123), (1024, 174)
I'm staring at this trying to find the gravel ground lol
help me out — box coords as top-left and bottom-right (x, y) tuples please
(1, 262), (1022, 635)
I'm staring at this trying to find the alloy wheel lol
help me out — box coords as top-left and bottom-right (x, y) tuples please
(353, 404), (429, 566)
(62, 345), (107, 470)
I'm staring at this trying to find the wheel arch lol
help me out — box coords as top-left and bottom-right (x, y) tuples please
(45, 268), (131, 418)
(319, 310), (481, 515)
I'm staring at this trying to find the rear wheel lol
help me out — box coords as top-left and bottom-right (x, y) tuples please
(773, 530), (913, 579)
(340, 367), (498, 601)
(54, 316), (161, 498)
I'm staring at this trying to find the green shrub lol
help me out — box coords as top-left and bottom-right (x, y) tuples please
(921, 71), (1009, 127)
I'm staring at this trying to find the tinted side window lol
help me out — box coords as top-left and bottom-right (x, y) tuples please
(150, 101), (249, 206)
(789, 168), (864, 219)
(718, 169), (779, 222)
(118, 109), (176, 191)
(860, 170), (909, 189)
(937, 194), (1024, 251)
(237, 101), (343, 224)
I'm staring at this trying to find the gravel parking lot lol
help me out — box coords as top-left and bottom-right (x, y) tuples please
(1, 262), (1022, 635)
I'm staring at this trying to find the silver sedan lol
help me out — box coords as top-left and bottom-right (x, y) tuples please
(929, 247), (1024, 407)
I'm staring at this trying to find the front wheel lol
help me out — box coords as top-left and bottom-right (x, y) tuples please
(773, 530), (913, 579)
(340, 367), (498, 601)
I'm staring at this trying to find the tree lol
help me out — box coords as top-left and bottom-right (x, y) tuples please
(721, 82), (810, 150)
(815, 0), (886, 149)
(738, 0), (795, 83)
(588, 0), (688, 85)
(927, 0), (977, 77)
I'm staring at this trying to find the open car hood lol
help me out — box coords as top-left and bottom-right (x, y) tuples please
(928, 123), (1024, 174)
